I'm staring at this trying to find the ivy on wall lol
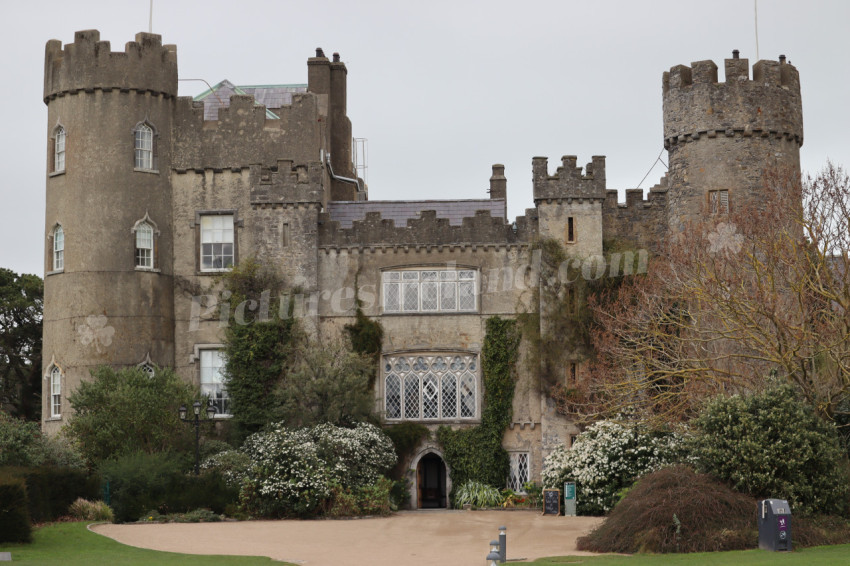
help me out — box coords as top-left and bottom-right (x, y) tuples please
(437, 316), (521, 500)
(345, 308), (384, 388)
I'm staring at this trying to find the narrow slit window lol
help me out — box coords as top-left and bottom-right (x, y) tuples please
(567, 217), (575, 243)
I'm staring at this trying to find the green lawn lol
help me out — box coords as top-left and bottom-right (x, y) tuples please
(518, 545), (850, 565)
(0, 522), (286, 566)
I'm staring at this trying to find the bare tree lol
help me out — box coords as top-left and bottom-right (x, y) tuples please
(557, 164), (850, 426)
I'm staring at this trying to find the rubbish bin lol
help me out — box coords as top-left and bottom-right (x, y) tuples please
(757, 499), (792, 551)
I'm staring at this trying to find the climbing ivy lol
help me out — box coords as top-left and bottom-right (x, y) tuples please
(219, 259), (302, 441)
(345, 308), (384, 387)
(437, 316), (521, 501)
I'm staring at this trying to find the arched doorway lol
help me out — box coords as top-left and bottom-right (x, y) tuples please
(416, 453), (447, 508)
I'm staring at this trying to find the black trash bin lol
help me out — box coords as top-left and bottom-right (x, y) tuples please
(758, 499), (792, 551)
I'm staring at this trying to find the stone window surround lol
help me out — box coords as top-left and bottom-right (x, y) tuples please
(193, 210), (243, 275)
(381, 350), (481, 424)
(381, 264), (479, 315)
(131, 212), (161, 272)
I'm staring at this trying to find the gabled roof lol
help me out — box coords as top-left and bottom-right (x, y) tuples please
(327, 200), (507, 229)
(193, 80), (308, 120)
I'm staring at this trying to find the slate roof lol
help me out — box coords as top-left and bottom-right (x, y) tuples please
(327, 200), (507, 228)
(194, 80), (308, 120)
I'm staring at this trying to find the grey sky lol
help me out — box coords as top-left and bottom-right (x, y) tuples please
(2, 0), (848, 277)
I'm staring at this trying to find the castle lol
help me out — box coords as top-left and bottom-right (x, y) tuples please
(41, 30), (803, 508)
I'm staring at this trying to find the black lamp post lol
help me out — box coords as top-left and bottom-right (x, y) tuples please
(179, 401), (217, 475)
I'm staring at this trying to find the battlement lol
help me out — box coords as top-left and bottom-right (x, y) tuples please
(319, 209), (531, 248)
(602, 176), (669, 250)
(172, 92), (322, 170)
(662, 53), (803, 148)
(249, 160), (324, 205)
(44, 30), (177, 102)
(532, 156), (606, 201)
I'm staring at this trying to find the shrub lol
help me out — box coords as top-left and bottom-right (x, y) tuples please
(542, 420), (685, 515)
(68, 498), (114, 522)
(66, 366), (197, 466)
(690, 385), (850, 516)
(201, 449), (251, 489)
(0, 477), (31, 543)
(101, 451), (237, 523)
(326, 477), (394, 517)
(239, 421), (396, 518)
(577, 465), (758, 553)
(0, 413), (83, 468)
(0, 466), (100, 523)
(453, 480), (503, 509)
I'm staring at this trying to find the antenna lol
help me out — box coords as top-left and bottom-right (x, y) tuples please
(149, 0), (153, 33)
(754, 0), (760, 61)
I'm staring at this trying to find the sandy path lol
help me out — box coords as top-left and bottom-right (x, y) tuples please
(92, 510), (603, 565)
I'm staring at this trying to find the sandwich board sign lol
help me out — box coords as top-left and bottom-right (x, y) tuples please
(543, 488), (561, 515)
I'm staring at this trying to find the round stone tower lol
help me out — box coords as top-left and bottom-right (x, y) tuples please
(42, 30), (177, 433)
(662, 51), (803, 230)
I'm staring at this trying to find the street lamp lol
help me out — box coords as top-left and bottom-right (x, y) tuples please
(178, 400), (217, 475)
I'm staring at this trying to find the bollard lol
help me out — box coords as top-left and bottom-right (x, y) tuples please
(499, 525), (507, 563)
(486, 540), (501, 566)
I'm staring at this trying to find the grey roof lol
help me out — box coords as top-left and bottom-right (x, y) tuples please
(327, 200), (507, 228)
(194, 80), (308, 120)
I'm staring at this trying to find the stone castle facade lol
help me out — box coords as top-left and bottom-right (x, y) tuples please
(41, 30), (803, 508)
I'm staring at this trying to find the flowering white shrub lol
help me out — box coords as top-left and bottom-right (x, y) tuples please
(542, 420), (685, 515)
(236, 421), (396, 518)
(200, 449), (251, 489)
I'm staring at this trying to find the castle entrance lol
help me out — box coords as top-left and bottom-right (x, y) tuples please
(416, 453), (447, 509)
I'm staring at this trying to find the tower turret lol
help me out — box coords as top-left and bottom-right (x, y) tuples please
(42, 30), (177, 433)
(662, 52), (803, 230)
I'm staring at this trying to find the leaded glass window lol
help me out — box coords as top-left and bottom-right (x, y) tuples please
(382, 269), (478, 313)
(386, 374), (401, 418)
(507, 452), (530, 492)
(384, 354), (477, 421)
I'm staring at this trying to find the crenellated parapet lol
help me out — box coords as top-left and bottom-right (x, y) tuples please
(319, 210), (531, 247)
(172, 92), (322, 170)
(44, 30), (177, 102)
(602, 176), (669, 251)
(533, 156), (606, 202)
(249, 160), (324, 205)
(662, 54), (803, 149)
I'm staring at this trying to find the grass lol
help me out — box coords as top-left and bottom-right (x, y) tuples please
(0, 521), (287, 565)
(518, 544), (850, 565)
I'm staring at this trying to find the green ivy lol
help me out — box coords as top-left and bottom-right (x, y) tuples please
(219, 260), (301, 441)
(345, 308), (384, 387)
(437, 316), (521, 502)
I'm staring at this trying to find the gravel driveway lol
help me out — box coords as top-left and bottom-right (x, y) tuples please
(92, 509), (603, 565)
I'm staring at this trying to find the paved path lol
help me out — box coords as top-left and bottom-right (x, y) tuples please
(92, 510), (603, 565)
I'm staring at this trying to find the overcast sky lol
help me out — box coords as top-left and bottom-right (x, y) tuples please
(2, 0), (849, 277)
